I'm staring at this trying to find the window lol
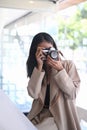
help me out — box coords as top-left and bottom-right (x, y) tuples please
(0, 1), (87, 112)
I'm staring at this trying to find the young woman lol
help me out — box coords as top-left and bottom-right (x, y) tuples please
(26, 32), (81, 130)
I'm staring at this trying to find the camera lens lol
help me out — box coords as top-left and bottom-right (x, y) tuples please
(50, 51), (58, 59)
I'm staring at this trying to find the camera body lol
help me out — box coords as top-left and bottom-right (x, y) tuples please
(42, 47), (58, 60)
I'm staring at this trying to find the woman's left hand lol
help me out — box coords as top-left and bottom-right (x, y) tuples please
(46, 55), (63, 71)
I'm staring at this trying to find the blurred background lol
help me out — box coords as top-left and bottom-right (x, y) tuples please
(0, 1), (87, 123)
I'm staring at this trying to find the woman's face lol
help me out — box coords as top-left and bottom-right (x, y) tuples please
(38, 41), (53, 49)
(37, 41), (53, 70)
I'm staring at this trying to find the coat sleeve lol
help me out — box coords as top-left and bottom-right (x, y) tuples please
(27, 67), (45, 99)
(54, 60), (81, 100)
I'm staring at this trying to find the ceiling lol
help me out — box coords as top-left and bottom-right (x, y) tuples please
(0, 0), (86, 29)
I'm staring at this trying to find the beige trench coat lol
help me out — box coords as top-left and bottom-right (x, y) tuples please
(27, 60), (81, 130)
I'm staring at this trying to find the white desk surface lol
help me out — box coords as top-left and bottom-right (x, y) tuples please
(0, 89), (37, 130)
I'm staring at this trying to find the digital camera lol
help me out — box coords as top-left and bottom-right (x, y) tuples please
(42, 47), (58, 60)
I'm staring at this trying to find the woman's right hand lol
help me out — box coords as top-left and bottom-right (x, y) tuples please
(35, 47), (45, 71)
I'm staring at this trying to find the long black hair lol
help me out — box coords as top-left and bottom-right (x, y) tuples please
(26, 32), (58, 78)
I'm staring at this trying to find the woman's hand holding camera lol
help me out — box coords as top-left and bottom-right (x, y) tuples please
(35, 47), (45, 71)
(36, 47), (63, 72)
(46, 55), (63, 71)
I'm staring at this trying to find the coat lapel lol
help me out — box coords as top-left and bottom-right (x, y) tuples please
(39, 69), (61, 106)
(50, 69), (60, 105)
